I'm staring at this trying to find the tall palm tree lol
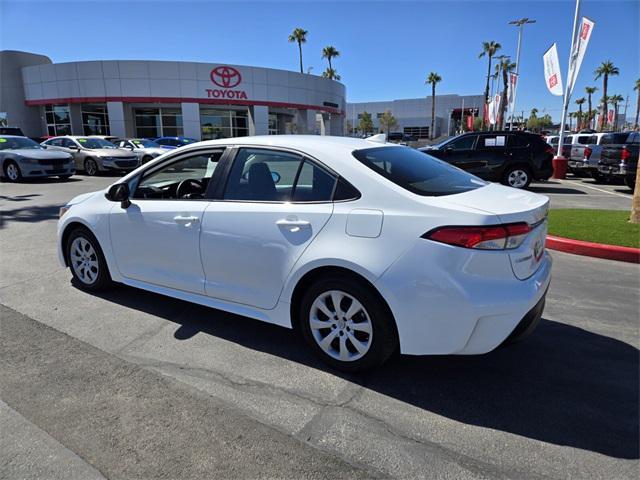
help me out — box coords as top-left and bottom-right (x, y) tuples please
(594, 61), (620, 130)
(575, 97), (586, 130)
(426, 72), (442, 139)
(288, 27), (308, 74)
(479, 41), (502, 127)
(609, 94), (624, 131)
(496, 58), (516, 130)
(633, 79), (640, 130)
(321, 46), (340, 71)
(585, 86), (598, 129)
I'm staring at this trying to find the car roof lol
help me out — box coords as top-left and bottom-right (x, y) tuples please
(0, 135), (28, 138)
(183, 135), (397, 152)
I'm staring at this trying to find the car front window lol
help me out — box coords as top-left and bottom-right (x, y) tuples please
(353, 146), (486, 197)
(0, 137), (43, 150)
(132, 139), (160, 148)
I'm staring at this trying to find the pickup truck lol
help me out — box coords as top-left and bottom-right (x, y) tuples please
(597, 131), (639, 192)
(569, 132), (631, 182)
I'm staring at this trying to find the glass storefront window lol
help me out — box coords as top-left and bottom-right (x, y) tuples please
(82, 103), (110, 135)
(200, 108), (249, 140)
(134, 107), (183, 138)
(45, 104), (71, 136)
(268, 113), (279, 135)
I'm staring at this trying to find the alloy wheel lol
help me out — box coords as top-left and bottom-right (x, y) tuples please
(6, 163), (19, 181)
(85, 159), (98, 176)
(507, 169), (529, 188)
(70, 237), (99, 284)
(309, 290), (373, 362)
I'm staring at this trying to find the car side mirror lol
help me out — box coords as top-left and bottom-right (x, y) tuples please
(105, 183), (131, 209)
(444, 146), (454, 153)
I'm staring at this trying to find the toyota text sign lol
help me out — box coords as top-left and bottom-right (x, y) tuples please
(206, 66), (248, 100)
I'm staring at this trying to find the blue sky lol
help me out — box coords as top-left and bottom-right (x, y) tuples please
(1, 0), (637, 121)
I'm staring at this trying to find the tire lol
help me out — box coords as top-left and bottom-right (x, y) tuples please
(84, 158), (99, 176)
(142, 155), (152, 164)
(3, 160), (22, 183)
(624, 175), (636, 192)
(66, 228), (112, 291)
(502, 166), (532, 189)
(59, 175), (72, 181)
(299, 276), (398, 372)
(590, 171), (607, 183)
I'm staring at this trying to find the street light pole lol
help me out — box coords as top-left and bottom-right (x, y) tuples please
(508, 17), (536, 131)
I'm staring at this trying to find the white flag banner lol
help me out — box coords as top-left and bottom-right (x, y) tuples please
(489, 94), (501, 125)
(508, 73), (518, 112)
(567, 17), (595, 96)
(543, 43), (563, 96)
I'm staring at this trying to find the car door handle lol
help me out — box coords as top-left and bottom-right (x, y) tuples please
(174, 215), (200, 226)
(276, 219), (311, 232)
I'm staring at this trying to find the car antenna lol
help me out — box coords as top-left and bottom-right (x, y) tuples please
(366, 133), (387, 144)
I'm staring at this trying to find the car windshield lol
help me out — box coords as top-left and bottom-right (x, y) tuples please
(0, 137), (42, 150)
(132, 139), (160, 148)
(77, 137), (116, 149)
(180, 138), (197, 144)
(353, 146), (487, 196)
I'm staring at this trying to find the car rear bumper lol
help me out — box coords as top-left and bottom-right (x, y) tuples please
(375, 240), (552, 356)
(598, 164), (630, 176)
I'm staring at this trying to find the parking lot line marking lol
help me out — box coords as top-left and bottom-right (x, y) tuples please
(564, 180), (632, 199)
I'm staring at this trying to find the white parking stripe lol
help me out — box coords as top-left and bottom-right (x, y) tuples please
(564, 180), (632, 199)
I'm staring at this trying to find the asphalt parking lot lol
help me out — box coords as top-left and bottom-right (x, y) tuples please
(1, 174), (638, 479)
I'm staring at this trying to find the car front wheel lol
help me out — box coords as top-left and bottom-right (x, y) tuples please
(3, 161), (22, 182)
(502, 166), (531, 189)
(84, 158), (99, 176)
(299, 276), (398, 372)
(591, 171), (607, 183)
(66, 228), (112, 291)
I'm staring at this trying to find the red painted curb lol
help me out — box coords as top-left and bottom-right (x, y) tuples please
(546, 235), (640, 264)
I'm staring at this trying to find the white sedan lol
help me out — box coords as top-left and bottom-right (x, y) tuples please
(57, 135), (551, 371)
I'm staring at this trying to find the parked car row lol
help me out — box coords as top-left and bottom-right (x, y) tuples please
(596, 131), (639, 192)
(0, 134), (199, 182)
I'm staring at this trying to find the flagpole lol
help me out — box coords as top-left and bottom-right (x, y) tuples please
(508, 18), (536, 131)
(556, 0), (581, 160)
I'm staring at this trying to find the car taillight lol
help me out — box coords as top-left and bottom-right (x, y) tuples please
(423, 223), (531, 250)
(545, 145), (555, 155)
(621, 148), (631, 162)
(584, 147), (592, 159)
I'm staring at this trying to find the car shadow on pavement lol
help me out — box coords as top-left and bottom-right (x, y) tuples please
(91, 284), (639, 460)
(0, 204), (60, 229)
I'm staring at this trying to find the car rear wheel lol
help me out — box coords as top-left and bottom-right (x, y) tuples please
(3, 161), (22, 183)
(299, 276), (398, 372)
(84, 158), (99, 176)
(590, 171), (607, 183)
(502, 166), (531, 189)
(66, 228), (112, 291)
(59, 175), (72, 181)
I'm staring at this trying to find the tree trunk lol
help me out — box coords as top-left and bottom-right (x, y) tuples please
(298, 42), (303, 74)
(600, 75), (608, 131)
(578, 105), (583, 130)
(587, 94), (592, 129)
(635, 93), (639, 129)
(500, 68), (508, 130)
(328, 57), (332, 71)
(431, 84), (436, 139)
(630, 161), (640, 223)
(483, 56), (492, 128)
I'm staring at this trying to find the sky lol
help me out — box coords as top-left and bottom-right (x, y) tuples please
(1, 0), (638, 121)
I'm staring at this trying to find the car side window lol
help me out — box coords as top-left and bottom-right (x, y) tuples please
(447, 135), (476, 150)
(47, 138), (62, 147)
(133, 149), (225, 200)
(62, 138), (77, 148)
(479, 135), (506, 148)
(507, 135), (529, 148)
(292, 160), (337, 202)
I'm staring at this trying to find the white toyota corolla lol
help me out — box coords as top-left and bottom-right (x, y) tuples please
(58, 135), (551, 371)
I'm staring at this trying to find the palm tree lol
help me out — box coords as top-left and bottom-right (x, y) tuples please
(585, 86), (598, 129)
(321, 46), (340, 71)
(321, 68), (341, 81)
(426, 72), (442, 139)
(288, 28), (308, 74)
(594, 61), (620, 130)
(609, 94), (624, 131)
(479, 41), (502, 127)
(633, 79), (640, 129)
(496, 58), (516, 130)
(575, 97), (586, 130)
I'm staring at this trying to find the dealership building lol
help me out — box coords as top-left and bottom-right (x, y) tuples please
(0, 50), (345, 139)
(347, 94), (485, 138)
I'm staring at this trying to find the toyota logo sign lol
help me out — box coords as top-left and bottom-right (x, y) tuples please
(210, 66), (242, 88)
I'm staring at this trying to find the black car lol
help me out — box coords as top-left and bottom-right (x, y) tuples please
(597, 131), (639, 192)
(420, 131), (554, 189)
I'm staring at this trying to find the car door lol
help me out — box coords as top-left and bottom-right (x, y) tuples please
(466, 134), (506, 178)
(109, 148), (226, 294)
(199, 147), (335, 309)
(434, 135), (478, 170)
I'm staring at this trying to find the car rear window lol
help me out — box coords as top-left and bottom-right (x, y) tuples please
(352, 146), (487, 197)
(601, 133), (630, 145)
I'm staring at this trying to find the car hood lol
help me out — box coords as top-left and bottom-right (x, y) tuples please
(88, 149), (137, 157)
(67, 190), (100, 207)
(8, 149), (71, 160)
(141, 147), (167, 156)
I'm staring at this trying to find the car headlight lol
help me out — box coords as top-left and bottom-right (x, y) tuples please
(21, 156), (39, 164)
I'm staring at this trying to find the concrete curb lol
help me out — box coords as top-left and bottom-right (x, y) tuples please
(546, 235), (640, 264)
